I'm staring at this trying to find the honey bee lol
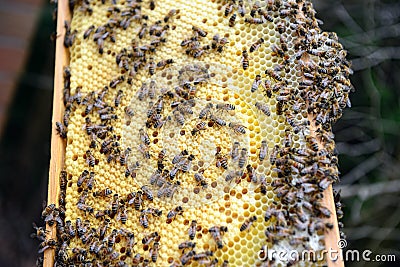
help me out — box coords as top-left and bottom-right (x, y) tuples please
(139, 212), (149, 228)
(193, 47), (208, 58)
(230, 141), (240, 160)
(110, 75), (125, 88)
(306, 136), (319, 151)
(77, 203), (94, 214)
(216, 103), (235, 112)
(213, 34), (229, 52)
(216, 153), (229, 170)
(188, 220), (197, 240)
(209, 225), (228, 249)
(191, 121), (207, 136)
(172, 110), (185, 126)
(148, 57), (156, 76)
(276, 101), (283, 115)
(139, 128), (151, 146)
(167, 206), (183, 220)
(250, 1), (261, 17)
(255, 102), (270, 116)
(55, 122), (67, 139)
(59, 170), (67, 192)
(181, 35), (196, 47)
(105, 229), (118, 248)
(77, 189), (89, 204)
(240, 215), (257, 231)
(209, 114), (226, 127)
(77, 170), (89, 187)
(65, 220), (76, 238)
(96, 36), (105, 54)
(265, 69), (282, 81)
(245, 17), (264, 24)
(166, 181), (180, 198)
(193, 250), (214, 261)
(164, 9), (179, 22)
(184, 83), (197, 98)
(280, 35), (288, 51)
(192, 25), (207, 37)
(83, 102), (94, 117)
(251, 75), (262, 92)
(246, 164), (258, 183)
(124, 106), (135, 124)
(229, 13), (237, 27)
(142, 231), (159, 245)
(234, 0), (244, 16)
(179, 154), (195, 172)
(154, 150), (166, 172)
(241, 49), (249, 70)
(222, 260), (229, 267)
(133, 191), (143, 210)
(157, 59), (174, 69)
(276, 20), (286, 33)
(228, 122), (246, 134)
(180, 250), (195, 265)
(114, 90), (123, 107)
(224, 2), (234, 16)
(238, 148), (248, 168)
(314, 203), (332, 218)
(172, 149), (188, 164)
(138, 23), (147, 39)
(193, 173), (207, 188)
(85, 150), (96, 167)
(259, 9), (274, 22)
(148, 241), (160, 263)
(62, 107), (72, 128)
(157, 182), (169, 198)
(272, 43), (287, 57)
(110, 194), (119, 215)
(119, 147), (132, 166)
(318, 177), (331, 191)
(257, 140), (269, 162)
(30, 222), (48, 242)
(255, 173), (267, 194)
(178, 241), (196, 250)
(137, 82), (149, 101)
(63, 20), (77, 48)
(117, 206), (128, 224)
(38, 238), (57, 254)
(141, 185), (154, 201)
(138, 143), (151, 159)
(155, 96), (164, 114)
(250, 38), (264, 53)
(93, 188), (112, 198)
(143, 207), (163, 217)
(225, 170), (241, 183)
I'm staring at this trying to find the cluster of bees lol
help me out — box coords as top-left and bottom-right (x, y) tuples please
(181, 26), (229, 59)
(36, 0), (352, 266)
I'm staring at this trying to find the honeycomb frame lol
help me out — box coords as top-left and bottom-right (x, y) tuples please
(42, 0), (350, 266)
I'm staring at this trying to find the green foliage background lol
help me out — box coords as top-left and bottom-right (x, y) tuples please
(315, 0), (400, 265)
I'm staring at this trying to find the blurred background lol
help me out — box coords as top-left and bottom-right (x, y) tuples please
(0, 0), (398, 266)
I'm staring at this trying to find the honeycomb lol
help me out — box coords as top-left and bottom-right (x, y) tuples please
(40, 0), (352, 266)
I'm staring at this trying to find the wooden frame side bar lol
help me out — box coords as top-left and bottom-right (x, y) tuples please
(44, 1), (70, 266)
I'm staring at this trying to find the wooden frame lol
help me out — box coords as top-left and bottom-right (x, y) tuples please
(44, 1), (343, 266)
(44, 0), (70, 266)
